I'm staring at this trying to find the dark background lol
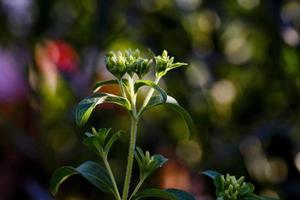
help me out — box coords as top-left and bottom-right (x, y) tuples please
(0, 0), (300, 199)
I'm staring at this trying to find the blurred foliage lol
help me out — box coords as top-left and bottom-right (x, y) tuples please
(0, 0), (300, 199)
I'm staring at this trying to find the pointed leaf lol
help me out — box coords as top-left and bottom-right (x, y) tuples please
(134, 80), (167, 102)
(142, 95), (193, 137)
(76, 93), (131, 126)
(93, 79), (119, 92)
(104, 131), (121, 154)
(50, 166), (79, 195)
(83, 136), (103, 156)
(148, 154), (168, 172)
(166, 189), (196, 200)
(50, 161), (114, 196)
(168, 62), (188, 70)
(132, 188), (178, 200)
(202, 170), (222, 179)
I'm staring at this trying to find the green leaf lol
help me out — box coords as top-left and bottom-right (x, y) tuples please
(104, 131), (121, 154)
(83, 136), (103, 156)
(93, 79), (119, 92)
(168, 62), (188, 70)
(50, 166), (79, 195)
(142, 95), (193, 137)
(132, 188), (178, 200)
(135, 147), (168, 180)
(76, 93), (131, 126)
(134, 80), (167, 102)
(166, 189), (196, 200)
(202, 170), (222, 179)
(50, 161), (113, 196)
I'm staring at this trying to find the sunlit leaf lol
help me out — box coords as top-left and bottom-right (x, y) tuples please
(134, 80), (167, 102)
(76, 93), (131, 126)
(50, 161), (113, 196)
(141, 95), (193, 137)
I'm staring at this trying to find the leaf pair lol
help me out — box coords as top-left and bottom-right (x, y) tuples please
(76, 93), (131, 126)
(83, 128), (121, 158)
(202, 170), (279, 200)
(50, 161), (114, 196)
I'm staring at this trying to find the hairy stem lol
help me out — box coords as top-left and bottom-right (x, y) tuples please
(122, 117), (138, 200)
(103, 157), (121, 200)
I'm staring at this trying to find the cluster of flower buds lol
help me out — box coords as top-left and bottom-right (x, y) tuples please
(105, 49), (151, 79)
(105, 49), (187, 79)
(154, 50), (187, 78)
(218, 174), (253, 200)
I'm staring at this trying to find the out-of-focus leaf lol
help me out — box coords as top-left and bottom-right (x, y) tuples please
(166, 189), (196, 200)
(50, 161), (113, 196)
(93, 79), (119, 92)
(202, 170), (222, 179)
(131, 188), (178, 200)
(76, 93), (131, 126)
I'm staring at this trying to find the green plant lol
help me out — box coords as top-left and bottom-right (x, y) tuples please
(203, 170), (279, 200)
(50, 49), (195, 200)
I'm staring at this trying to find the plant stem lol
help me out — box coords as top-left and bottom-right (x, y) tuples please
(122, 116), (138, 200)
(118, 79), (127, 98)
(137, 76), (161, 116)
(128, 177), (145, 200)
(103, 157), (121, 200)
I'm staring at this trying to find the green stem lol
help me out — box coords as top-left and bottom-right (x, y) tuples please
(128, 177), (146, 200)
(122, 116), (138, 200)
(118, 79), (127, 98)
(137, 77), (161, 117)
(103, 157), (121, 200)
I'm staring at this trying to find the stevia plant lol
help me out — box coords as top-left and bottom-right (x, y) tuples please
(50, 49), (196, 200)
(203, 170), (279, 200)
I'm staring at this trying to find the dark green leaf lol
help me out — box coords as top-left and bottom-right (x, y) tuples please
(134, 80), (167, 102)
(83, 136), (103, 156)
(93, 79), (119, 92)
(132, 188), (178, 200)
(50, 166), (79, 195)
(104, 131), (121, 154)
(50, 161), (113, 196)
(166, 189), (196, 200)
(142, 95), (193, 138)
(76, 93), (131, 126)
(202, 170), (222, 179)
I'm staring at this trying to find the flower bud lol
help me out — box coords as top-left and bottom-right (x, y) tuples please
(105, 51), (127, 78)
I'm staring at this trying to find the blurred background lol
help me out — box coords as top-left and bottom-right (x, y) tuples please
(0, 0), (300, 199)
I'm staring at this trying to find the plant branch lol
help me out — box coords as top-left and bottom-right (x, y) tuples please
(128, 177), (146, 200)
(103, 156), (121, 200)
